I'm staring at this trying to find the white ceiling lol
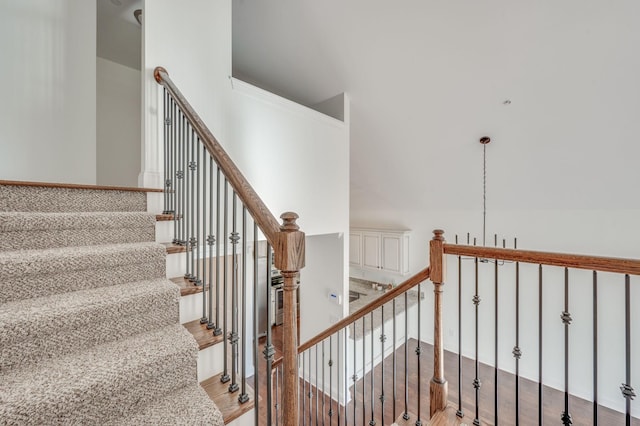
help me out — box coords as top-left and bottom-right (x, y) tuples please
(232, 1), (640, 219)
(97, 0), (141, 70)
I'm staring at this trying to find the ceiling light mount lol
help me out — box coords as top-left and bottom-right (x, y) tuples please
(479, 136), (491, 145)
(134, 9), (142, 26)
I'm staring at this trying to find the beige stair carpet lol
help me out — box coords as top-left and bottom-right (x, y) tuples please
(0, 183), (223, 425)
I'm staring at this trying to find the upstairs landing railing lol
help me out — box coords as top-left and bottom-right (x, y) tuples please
(271, 267), (432, 425)
(154, 67), (304, 425)
(438, 230), (640, 426)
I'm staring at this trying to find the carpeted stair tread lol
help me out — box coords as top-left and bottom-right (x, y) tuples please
(0, 324), (198, 425)
(110, 385), (224, 426)
(0, 242), (166, 303)
(0, 184), (147, 212)
(0, 211), (156, 251)
(1, 278), (180, 372)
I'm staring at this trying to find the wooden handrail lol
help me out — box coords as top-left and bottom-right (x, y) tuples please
(272, 266), (431, 369)
(155, 67), (304, 425)
(443, 244), (640, 276)
(153, 67), (281, 246)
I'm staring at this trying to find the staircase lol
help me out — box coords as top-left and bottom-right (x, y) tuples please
(0, 181), (225, 425)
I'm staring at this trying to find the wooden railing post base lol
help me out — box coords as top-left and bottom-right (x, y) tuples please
(430, 229), (448, 418)
(430, 378), (449, 417)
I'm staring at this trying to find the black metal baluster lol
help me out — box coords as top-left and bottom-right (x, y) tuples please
(403, 292), (409, 421)
(561, 268), (572, 425)
(206, 158), (216, 332)
(370, 312), (375, 426)
(173, 103), (179, 242)
(337, 333), (341, 426)
(538, 265), (543, 426)
(220, 179), (230, 384)
(252, 222), (259, 426)
(212, 168), (222, 336)
(239, 206), (249, 403)
(180, 110), (186, 246)
(188, 128), (197, 284)
(593, 271), (598, 426)
(322, 340), (326, 426)
(494, 235), (499, 426)
(171, 98), (180, 241)
(229, 193), (239, 393)
(162, 89), (169, 214)
(176, 107), (183, 244)
(622, 274), (635, 426)
(363, 318), (366, 426)
(316, 344), (320, 426)
(344, 328), (348, 426)
(309, 345), (318, 425)
(264, 244), (274, 420)
(198, 143), (206, 323)
(456, 235), (464, 419)
(195, 137), (202, 288)
(275, 365), (280, 425)
(416, 283), (422, 426)
(473, 254), (481, 426)
(393, 299), (397, 422)
(353, 322), (358, 425)
(330, 336), (334, 423)
(169, 98), (175, 218)
(184, 116), (192, 280)
(302, 351), (307, 425)
(380, 305), (385, 426)
(514, 238), (522, 426)
(178, 108), (184, 244)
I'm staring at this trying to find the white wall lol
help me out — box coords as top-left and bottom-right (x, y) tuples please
(0, 0), (96, 184)
(300, 234), (346, 343)
(141, 0), (231, 189)
(143, 0), (350, 236)
(143, 0), (350, 348)
(227, 79), (350, 239)
(96, 57), (141, 187)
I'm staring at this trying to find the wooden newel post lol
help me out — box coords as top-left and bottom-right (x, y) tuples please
(274, 212), (305, 426)
(430, 229), (448, 416)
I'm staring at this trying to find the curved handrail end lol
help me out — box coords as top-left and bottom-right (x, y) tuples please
(154, 67), (168, 84)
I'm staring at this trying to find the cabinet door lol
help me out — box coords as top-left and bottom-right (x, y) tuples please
(362, 232), (381, 270)
(349, 232), (362, 267)
(381, 233), (402, 273)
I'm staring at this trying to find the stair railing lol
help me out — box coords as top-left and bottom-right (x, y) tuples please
(435, 228), (640, 425)
(154, 67), (304, 425)
(270, 267), (432, 424)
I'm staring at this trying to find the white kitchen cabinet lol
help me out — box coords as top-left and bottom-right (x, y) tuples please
(362, 232), (381, 270)
(349, 228), (410, 275)
(349, 232), (362, 267)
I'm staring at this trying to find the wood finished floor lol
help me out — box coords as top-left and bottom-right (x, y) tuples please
(251, 328), (638, 425)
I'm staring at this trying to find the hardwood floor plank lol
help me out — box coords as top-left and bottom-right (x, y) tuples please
(163, 242), (189, 254)
(170, 276), (203, 296)
(201, 372), (255, 423)
(183, 319), (224, 351)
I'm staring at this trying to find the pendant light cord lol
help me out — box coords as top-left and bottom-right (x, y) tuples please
(483, 143), (487, 247)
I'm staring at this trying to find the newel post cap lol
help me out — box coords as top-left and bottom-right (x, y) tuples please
(432, 229), (445, 241)
(154, 67), (168, 84)
(280, 212), (300, 231)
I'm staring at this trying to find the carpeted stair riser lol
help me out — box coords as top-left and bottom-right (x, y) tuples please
(0, 325), (198, 425)
(0, 242), (166, 303)
(0, 279), (179, 372)
(0, 184), (147, 212)
(0, 212), (156, 251)
(110, 385), (224, 426)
